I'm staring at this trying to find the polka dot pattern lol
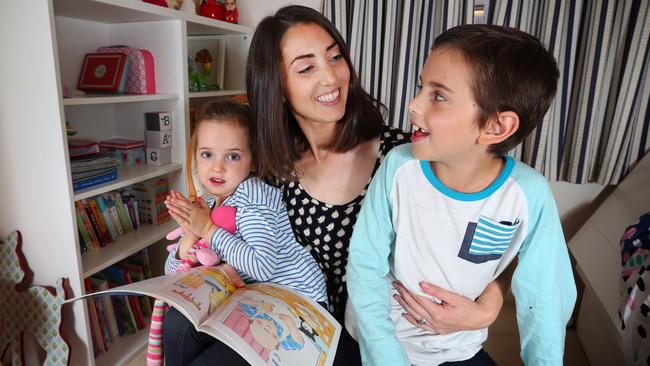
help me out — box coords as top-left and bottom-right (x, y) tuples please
(280, 126), (409, 321)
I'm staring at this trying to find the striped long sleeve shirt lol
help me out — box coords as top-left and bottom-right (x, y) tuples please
(165, 177), (327, 303)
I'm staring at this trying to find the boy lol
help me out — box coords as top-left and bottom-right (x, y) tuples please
(346, 24), (576, 365)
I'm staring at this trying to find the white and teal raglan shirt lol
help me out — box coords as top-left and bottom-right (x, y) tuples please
(346, 144), (576, 366)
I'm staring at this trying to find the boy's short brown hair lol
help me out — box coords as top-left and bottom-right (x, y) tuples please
(433, 24), (559, 156)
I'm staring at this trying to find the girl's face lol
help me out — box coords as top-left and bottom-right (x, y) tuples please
(224, 0), (236, 10)
(195, 120), (252, 201)
(280, 22), (350, 127)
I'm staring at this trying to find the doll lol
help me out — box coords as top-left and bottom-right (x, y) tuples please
(223, 0), (239, 23)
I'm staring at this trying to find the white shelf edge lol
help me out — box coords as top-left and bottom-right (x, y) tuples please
(82, 220), (176, 278)
(62, 93), (179, 106)
(188, 89), (246, 99)
(74, 163), (182, 201)
(94, 319), (150, 366)
(53, 0), (253, 35)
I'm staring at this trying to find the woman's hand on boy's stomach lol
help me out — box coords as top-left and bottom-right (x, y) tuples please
(393, 281), (498, 334)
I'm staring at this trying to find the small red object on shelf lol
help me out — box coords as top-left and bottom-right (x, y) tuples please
(223, 0), (238, 23)
(143, 0), (168, 7)
(199, 0), (224, 20)
(77, 53), (128, 93)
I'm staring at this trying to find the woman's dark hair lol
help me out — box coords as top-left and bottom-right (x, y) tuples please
(185, 99), (253, 198)
(246, 5), (384, 180)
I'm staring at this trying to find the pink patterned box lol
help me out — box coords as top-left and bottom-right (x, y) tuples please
(97, 46), (156, 94)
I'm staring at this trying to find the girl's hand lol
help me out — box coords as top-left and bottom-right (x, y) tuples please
(165, 194), (212, 238)
(165, 190), (200, 242)
(393, 281), (502, 334)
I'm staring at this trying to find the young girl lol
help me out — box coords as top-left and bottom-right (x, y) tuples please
(165, 99), (327, 303)
(161, 99), (328, 365)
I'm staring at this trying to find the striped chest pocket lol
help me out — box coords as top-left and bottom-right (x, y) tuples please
(457, 216), (520, 264)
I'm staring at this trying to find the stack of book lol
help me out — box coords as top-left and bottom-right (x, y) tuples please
(132, 178), (171, 225)
(84, 250), (152, 357)
(69, 142), (118, 191)
(75, 189), (140, 252)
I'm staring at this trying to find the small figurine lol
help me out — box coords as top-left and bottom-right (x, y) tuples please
(188, 49), (220, 92)
(223, 0), (239, 23)
(179, 0), (196, 14)
(199, 0), (224, 20)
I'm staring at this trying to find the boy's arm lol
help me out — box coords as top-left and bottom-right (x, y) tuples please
(347, 152), (410, 366)
(512, 183), (577, 365)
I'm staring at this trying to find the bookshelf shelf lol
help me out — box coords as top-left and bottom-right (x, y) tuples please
(2, 2), (251, 364)
(63, 93), (179, 106)
(53, 0), (253, 36)
(94, 320), (150, 366)
(82, 220), (177, 278)
(74, 163), (182, 201)
(188, 89), (246, 99)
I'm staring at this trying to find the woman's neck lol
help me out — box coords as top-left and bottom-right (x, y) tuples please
(296, 119), (337, 163)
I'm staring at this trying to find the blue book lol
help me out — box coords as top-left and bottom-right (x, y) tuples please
(73, 169), (118, 191)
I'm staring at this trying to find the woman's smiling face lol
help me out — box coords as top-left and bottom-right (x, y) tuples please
(280, 22), (351, 127)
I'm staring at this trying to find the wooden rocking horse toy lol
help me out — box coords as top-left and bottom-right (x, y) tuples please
(0, 231), (70, 366)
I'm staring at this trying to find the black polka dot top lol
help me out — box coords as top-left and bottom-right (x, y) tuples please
(279, 126), (410, 322)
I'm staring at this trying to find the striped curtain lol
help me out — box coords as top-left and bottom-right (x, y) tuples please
(323, 0), (650, 184)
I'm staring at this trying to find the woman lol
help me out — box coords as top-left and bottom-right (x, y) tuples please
(163, 6), (507, 365)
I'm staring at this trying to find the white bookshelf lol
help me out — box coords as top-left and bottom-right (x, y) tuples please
(188, 89), (246, 99)
(73, 163), (182, 201)
(62, 93), (179, 106)
(94, 319), (150, 366)
(82, 220), (178, 277)
(0, 2), (252, 365)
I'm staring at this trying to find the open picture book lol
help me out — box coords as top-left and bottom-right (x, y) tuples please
(65, 266), (341, 366)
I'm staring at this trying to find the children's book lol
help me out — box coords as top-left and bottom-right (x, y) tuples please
(66, 266), (340, 366)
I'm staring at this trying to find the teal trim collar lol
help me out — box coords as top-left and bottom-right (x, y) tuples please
(419, 156), (515, 201)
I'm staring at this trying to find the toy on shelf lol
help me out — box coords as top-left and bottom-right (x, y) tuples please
(199, 0), (224, 20)
(0, 230), (70, 366)
(179, 0), (196, 14)
(143, 0), (168, 7)
(223, 0), (238, 23)
(188, 49), (220, 92)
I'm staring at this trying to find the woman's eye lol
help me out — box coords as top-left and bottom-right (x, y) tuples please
(298, 65), (314, 74)
(226, 153), (241, 161)
(329, 53), (344, 63)
(416, 83), (423, 91)
(200, 151), (212, 159)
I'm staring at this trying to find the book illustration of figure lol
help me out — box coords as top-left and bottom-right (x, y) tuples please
(199, 267), (237, 315)
(223, 295), (305, 363)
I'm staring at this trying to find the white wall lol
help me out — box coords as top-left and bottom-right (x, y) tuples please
(237, 0), (322, 28)
(550, 182), (608, 241)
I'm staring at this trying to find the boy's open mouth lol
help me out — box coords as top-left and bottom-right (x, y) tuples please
(209, 178), (225, 185)
(411, 124), (430, 141)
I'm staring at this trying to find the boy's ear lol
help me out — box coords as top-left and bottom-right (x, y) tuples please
(478, 111), (519, 146)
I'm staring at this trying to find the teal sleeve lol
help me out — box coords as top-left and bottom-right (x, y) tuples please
(511, 169), (577, 365)
(347, 145), (412, 366)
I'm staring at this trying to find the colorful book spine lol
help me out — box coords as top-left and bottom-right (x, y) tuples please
(86, 199), (112, 244)
(75, 201), (101, 250)
(102, 194), (125, 236)
(81, 200), (106, 247)
(94, 196), (119, 242)
(76, 208), (93, 252)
